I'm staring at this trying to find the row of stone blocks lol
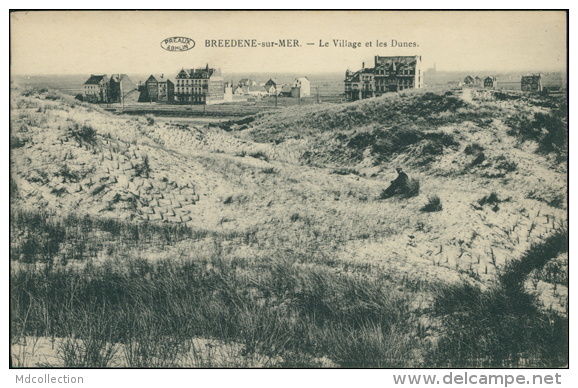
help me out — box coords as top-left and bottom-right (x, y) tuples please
(139, 212), (194, 223)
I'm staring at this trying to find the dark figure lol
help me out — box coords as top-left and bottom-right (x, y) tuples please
(382, 167), (409, 198)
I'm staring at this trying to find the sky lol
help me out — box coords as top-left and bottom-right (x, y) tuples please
(10, 11), (567, 76)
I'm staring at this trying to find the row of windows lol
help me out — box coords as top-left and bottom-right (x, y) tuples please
(176, 79), (209, 86)
(176, 88), (206, 94)
(374, 69), (416, 76)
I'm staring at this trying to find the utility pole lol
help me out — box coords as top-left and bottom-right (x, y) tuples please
(275, 87), (278, 107)
(317, 86), (320, 104)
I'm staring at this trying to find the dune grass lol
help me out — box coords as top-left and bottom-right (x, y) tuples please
(10, 217), (420, 367)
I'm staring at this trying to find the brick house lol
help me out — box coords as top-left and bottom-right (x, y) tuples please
(142, 74), (174, 102)
(109, 74), (138, 103)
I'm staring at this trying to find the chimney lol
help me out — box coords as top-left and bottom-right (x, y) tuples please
(161, 74), (164, 79)
(362, 62), (365, 69)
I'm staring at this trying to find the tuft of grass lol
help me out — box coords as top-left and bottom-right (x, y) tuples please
(331, 168), (360, 176)
(134, 155), (151, 178)
(527, 190), (565, 209)
(499, 226), (567, 288)
(478, 192), (509, 207)
(249, 151), (269, 162)
(421, 195), (442, 212)
(68, 122), (98, 147)
(261, 167), (278, 174)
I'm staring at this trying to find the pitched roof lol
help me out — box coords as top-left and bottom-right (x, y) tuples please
(375, 56), (418, 70)
(110, 74), (129, 82)
(84, 75), (107, 85)
(345, 71), (361, 83)
(147, 74), (172, 84)
(188, 68), (220, 79)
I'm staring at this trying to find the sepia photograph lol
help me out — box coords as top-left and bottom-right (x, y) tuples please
(9, 9), (568, 376)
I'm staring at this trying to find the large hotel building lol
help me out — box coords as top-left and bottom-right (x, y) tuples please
(174, 65), (224, 105)
(345, 55), (423, 101)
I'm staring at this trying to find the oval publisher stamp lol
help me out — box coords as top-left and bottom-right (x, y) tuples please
(160, 37), (195, 52)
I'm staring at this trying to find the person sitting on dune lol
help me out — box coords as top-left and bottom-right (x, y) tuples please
(381, 167), (409, 198)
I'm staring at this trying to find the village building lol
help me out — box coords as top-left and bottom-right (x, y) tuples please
(292, 77), (310, 96)
(265, 78), (279, 92)
(263, 84), (277, 95)
(345, 55), (423, 101)
(521, 74), (543, 92)
(83, 74), (109, 103)
(141, 74), (174, 102)
(238, 78), (258, 87)
(279, 85), (293, 97)
(175, 65), (224, 105)
(233, 85), (269, 97)
(484, 76), (498, 89)
(109, 74), (138, 103)
(464, 75), (475, 85)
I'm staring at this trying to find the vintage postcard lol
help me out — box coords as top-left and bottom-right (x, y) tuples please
(9, 9), (568, 379)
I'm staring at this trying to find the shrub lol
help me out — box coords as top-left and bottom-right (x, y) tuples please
(69, 123), (98, 147)
(145, 114), (155, 126)
(421, 195), (442, 212)
(58, 165), (79, 183)
(464, 143), (484, 155)
(494, 155), (518, 172)
(505, 104), (567, 159)
(470, 151), (486, 166)
(9, 136), (28, 149)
